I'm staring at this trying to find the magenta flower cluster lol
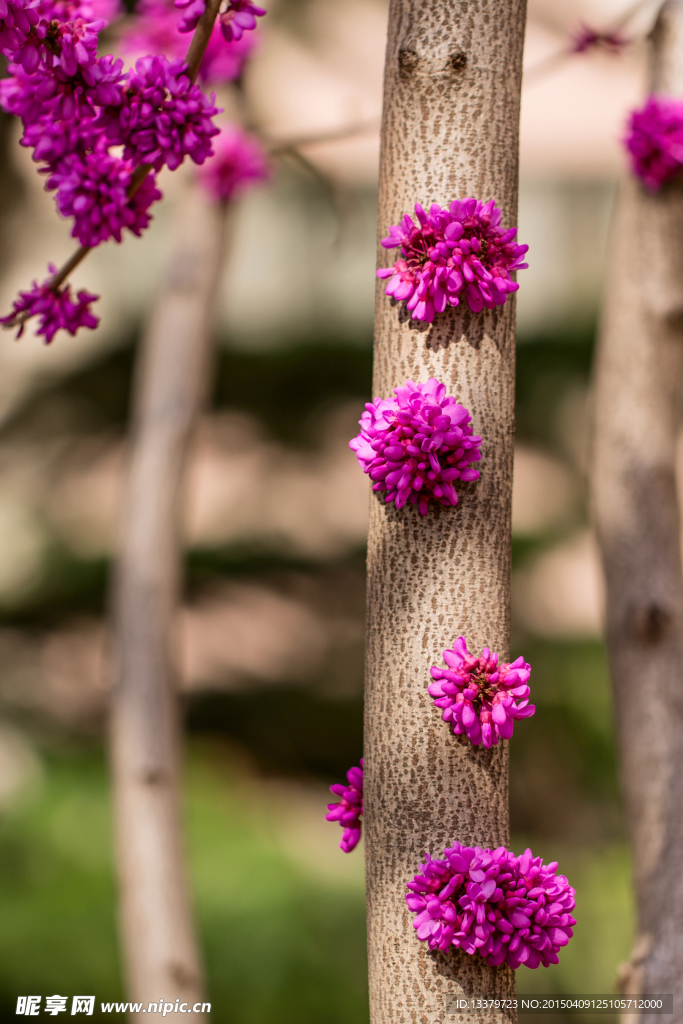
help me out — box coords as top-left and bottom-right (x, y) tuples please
(406, 842), (576, 969)
(624, 94), (683, 192)
(197, 124), (269, 202)
(429, 637), (535, 748)
(349, 378), (481, 516)
(377, 198), (528, 323)
(173, 0), (264, 39)
(0, 265), (99, 343)
(326, 761), (363, 853)
(0, 0), (254, 341)
(47, 149), (162, 246)
(97, 54), (220, 172)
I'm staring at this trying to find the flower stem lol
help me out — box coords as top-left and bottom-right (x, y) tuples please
(49, 244), (91, 290)
(185, 0), (224, 84)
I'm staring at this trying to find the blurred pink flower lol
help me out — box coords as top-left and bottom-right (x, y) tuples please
(625, 94), (683, 191)
(197, 124), (269, 203)
(120, 0), (256, 85)
(570, 22), (628, 54)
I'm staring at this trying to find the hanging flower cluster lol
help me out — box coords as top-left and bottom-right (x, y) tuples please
(326, 761), (363, 853)
(0, 0), (266, 342)
(377, 198), (528, 323)
(349, 377), (481, 516)
(406, 842), (576, 969)
(97, 54), (220, 171)
(0, 266), (99, 343)
(428, 637), (535, 747)
(624, 94), (683, 192)
(46, 149), (162, 246)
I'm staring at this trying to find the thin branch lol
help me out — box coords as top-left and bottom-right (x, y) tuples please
(185, 0), (223, 83)
(524, 0), (656, 84)
(264, 117), (379, 155)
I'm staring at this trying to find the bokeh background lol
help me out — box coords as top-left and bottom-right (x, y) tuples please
(0, 0), (665, 1020)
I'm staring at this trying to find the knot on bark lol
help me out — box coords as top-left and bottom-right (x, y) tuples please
(629, 602), (672, 645)
(140, 766), (171, 786)
(168, 960), (201, 991)
(398, 47), (419, 75)
(398, 45), (468, 80)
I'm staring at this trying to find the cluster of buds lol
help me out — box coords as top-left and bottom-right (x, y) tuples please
(377, 198), (528, 323)
(326, 761), (363, 853)
(349, 378), (481, 515)
(428, 637), (535, 747)
(406, 842), (576, 969)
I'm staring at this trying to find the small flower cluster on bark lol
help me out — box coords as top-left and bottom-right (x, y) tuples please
(429, 637), (535, 747)
(377, 198), (528, 323)
(406, 842), (576, 969)
(349, 378), (481, 515)
(326, 761), (363, 852)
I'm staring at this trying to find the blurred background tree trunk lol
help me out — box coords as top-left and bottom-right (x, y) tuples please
(592, 1), (683, 1014)
(364, 0), (526, 1020)
(110, 187), (227, 1017)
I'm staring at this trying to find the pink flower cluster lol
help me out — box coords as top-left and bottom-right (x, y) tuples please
(0, 265), (99, 343)
(349, 378), (481, 516)
(326, 761), (363, 853)
(0, 0), (256, 340)
(429, 637), (535, 748)
(377, 198), (528, 323)
(624, 94), (683, 192)
(120, 0), (257, 86)
(97, 54), (220, 172)
(406, 842), (576, 969)
(197, 124), (269, 202)
(173, 0), (264, 39)
(47, 151), (162, 246)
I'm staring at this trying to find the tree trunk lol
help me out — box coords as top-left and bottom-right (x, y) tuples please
(110, 189), (227, 1019)
(592, 3), (683, 1016)
(364, 1), (526, 1021)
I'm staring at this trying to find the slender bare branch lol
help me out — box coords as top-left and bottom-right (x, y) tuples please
(264, 117), (380, 155)
(185, 0), (224, 83)
(110, 191), (229, 1020)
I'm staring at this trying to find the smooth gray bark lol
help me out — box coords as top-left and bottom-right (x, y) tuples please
(365, 1), (526, 1021)
(592, 3), (683, 1018)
